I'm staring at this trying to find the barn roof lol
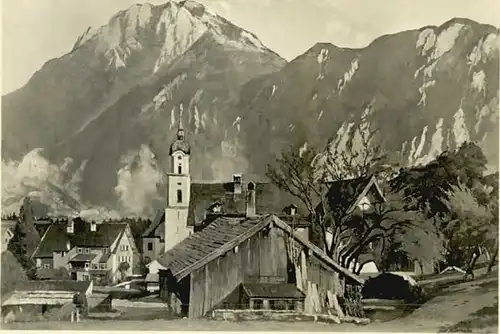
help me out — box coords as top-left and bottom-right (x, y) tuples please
(242, 283), (305, 299)
(1, 280), (94, 308)
(157, 216), (268, 279)
(32, 222), (127, 258)
(14, 280), (91, 293)
(317, 175), (386, 216)
(157, 215), (364, 285)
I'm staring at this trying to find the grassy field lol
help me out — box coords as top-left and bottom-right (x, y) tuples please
(3, 271), (498, 332)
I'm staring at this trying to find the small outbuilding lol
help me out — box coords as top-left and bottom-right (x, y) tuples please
(157, 214), (364, 318)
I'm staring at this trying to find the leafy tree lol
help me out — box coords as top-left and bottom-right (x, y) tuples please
(7, 197), (41, 279)
(346, 192), (442, 274)
(376, 214), (446, 274)
(1, 251), (28, 296)
(118, 261), (131, 282)
(390, 142), (488, 217)
(52, 267), (72, 280)
(441, 184), (495, 277)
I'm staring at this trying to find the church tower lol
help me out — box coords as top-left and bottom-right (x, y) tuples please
(164, 120), (191, 252)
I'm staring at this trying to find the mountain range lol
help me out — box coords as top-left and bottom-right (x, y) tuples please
(2, 0), (499, 219)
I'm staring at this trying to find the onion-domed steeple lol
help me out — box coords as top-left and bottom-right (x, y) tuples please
(169, 122), (190, 155)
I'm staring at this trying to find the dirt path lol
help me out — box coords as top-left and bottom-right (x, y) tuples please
(4, 275), (497, 332)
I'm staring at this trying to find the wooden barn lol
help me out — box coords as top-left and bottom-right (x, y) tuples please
(157, 214), (364, 318)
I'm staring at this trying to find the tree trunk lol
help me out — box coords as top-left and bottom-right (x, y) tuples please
(487, 242), (498, 273)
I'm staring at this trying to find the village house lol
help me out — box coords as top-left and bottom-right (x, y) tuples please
(31, 219), (140, 284)
(157, 213), (363, 318)
(315, 175), (387, 274)
(317, 175), (437, 277)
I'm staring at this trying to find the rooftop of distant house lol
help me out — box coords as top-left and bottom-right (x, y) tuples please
(32, 219), (129, 258)
(143, 173), (307, 237)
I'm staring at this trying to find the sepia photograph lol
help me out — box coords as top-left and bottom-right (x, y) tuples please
(1, 0), (499, 332)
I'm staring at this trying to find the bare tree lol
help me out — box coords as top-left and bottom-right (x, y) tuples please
(267, 114), (411, 270)
(323, 108), (390, 181)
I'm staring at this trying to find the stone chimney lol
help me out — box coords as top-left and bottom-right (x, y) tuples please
(246, 182), (256, 217)
(233, 173), (242, 194)
(67, 220), (74, 234)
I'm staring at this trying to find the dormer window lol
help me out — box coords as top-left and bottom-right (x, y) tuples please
(358, 196), (371, 211)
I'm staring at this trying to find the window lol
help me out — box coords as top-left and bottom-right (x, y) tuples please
(84, 248), (90, 254)
(83, 274), (90, 281)
(77, 248), (82, 253)
(92, 264), (98, 270)
(61, 251), (65, 256)
(103, 248), (108, 254)
(178, 165), (182, 174)
(44, 264), (50, 269)
(234, 246), (239, 254)
(85, 263), (90, 269)
(126, 245), (129, 251)
(148, 242), (153, 251)
(177, 189), (183, 203)
(100, 263), (106, 270)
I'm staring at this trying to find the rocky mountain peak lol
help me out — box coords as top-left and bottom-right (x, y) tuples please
(71, 0), (271, 73)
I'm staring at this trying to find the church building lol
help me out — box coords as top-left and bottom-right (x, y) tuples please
(141, 125), (305, 267)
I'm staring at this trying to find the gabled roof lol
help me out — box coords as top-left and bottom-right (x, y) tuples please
(188, 182), (302, 226)
(142, 181), (303, 237)
(157, 214), (364, 285)
(318, 175), (386, 216)
(32, 222), (128, 258)
(141, 210), (164, 238)
(157, 216), (268, 278)
(1, 280), (92, 307)
(14, 280), (91, 293)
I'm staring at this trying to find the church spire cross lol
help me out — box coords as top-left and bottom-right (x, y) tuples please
(177, 105), (184, 140)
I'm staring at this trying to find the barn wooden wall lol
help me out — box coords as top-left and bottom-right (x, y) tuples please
(187, 226), (289, 318)
(284, 230), (345, 315)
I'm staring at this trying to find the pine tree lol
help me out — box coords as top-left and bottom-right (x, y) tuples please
(7, 197), (41, 279)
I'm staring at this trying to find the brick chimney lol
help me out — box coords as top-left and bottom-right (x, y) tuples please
(246, 182), (256, 217)
(233, 174), (242, 194)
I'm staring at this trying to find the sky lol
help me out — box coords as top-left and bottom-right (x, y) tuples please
(2, 0), (499, 94)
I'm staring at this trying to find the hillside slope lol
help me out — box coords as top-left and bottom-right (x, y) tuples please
(238, 18), (499, 177)
(1, 4), (498, 218)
